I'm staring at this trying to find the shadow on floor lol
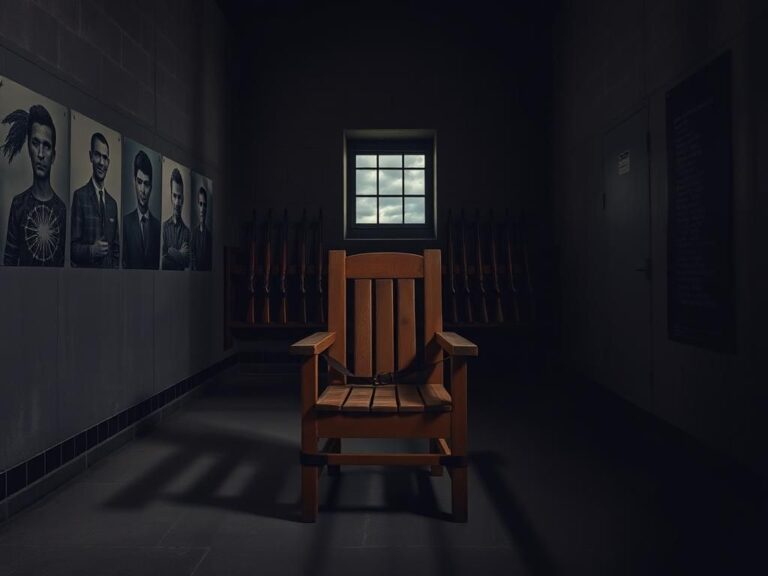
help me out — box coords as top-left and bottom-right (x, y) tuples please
(103, 423), (298, 521)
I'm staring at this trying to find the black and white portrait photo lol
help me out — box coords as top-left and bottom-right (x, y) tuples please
(190, 172), (213, 271)
(0, 77), (70, 267)
(121, 139), (161, 270)
(161, 157), (192, 271)
(69, 112), (122, 268)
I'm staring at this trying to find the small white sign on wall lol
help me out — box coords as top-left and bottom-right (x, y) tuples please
(618, 150), (630, 175)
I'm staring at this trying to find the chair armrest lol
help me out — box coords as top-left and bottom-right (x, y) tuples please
(290, 331), (336, 356)
(435, 331), (479, 357)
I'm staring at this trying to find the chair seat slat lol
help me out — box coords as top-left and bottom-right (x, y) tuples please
(397, 385), (425, 412)
(342, 387), (374, 412)
(371, 385), (398, 412)
(419, 384), (453, 412)
(316, 386), (351, 411)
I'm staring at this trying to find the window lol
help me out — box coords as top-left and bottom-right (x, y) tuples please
(345, 131), (435, 239)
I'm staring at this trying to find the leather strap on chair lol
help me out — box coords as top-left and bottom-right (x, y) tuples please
(320, 352), (449, 387)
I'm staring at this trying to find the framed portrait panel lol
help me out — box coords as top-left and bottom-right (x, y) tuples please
(190, 172), (213, 271)
(160, 157), (192, 271)
(121, 139), (162, 270)
(0, 76), (70, 267)
(69, 111), (122, 269)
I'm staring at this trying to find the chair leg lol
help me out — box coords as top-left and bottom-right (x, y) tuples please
(301, 465), (318, 522)
(429, 439), (443, 477)
(451, 466), (468, 522)
(328, 438), (341, 476)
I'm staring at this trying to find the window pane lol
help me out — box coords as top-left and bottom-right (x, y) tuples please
(404, 154), (425, 168)
(404, 197), (425, 223)
(378, 169), (402, 195)
(379, 197), (402, 223)
(404, 170), (425, 195)
(379, 154), (402, 168)
(356, 155), (377, 168)
(356, 169), (377, 195)
(356, 197), (377, 223)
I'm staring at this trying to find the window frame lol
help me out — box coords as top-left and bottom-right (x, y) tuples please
(344, 131), (436, 240)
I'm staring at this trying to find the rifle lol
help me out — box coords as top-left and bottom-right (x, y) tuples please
(298, 209), (307, 324)
(504, 209), (520, 324)
(447, 209), (458, 324)
(475, 209), (489, 323)
(316, 209), (325, 324)
(489, 210), (503, 324)
(279, 209), (289, 324)
(460, 210), (473, 323)
(246, 210), (258, 324)
(263, 209), (272, 324)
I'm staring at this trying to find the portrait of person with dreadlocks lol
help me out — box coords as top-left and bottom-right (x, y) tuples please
(0, 78), (69, 267)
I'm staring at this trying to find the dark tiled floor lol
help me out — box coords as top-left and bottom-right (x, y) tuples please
(0, 361), (766, 576)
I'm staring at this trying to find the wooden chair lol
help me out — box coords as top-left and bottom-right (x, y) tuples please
(290, 249), (478, 522)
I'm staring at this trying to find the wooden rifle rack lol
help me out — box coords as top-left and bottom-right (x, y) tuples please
(223, 207), (536, 347)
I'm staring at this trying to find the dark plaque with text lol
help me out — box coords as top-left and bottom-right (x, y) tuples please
(666, 52), (734, 351)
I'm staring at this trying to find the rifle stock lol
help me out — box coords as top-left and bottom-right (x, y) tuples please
(460, 210), (473, 323)
(505, 210), (520, 324)
(316, 209), (325, 324)
(447, 209), (458, 323)
(299, 209), (307, 324)
(279, 209), (288, 324)
(246, 210), (258, 324)
(263, 209), (272, 323)
(475, 209), (489, 323)
(489, 210), (503, 324)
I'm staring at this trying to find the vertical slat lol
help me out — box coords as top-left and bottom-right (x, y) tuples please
(375, 279), (394, 375)
(354, 280), (373, 376)
(301, 355), (318, 522)
(397, 279), (416, 370)
(423, 249), (443, 383)
(328, 250), (346, 385)
(450, 356), (468, 522)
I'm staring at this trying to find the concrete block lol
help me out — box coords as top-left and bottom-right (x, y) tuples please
(101, 53), (154, 125)
(122, 32), (151, 87)
(156, 33), (178, 78)
(156, 99), (193, 153)
(137, 14), (155, 54)
(0, 0), (32, 51)
(81, 0), (121, 63)
(54, 0), (80, 33)
(103, 1), (143, 45)
(59, 25), (100, 92)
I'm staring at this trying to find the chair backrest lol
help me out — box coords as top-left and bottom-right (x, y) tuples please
(327, 249), (443, 384)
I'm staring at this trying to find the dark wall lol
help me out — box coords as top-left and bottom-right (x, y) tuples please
(230, 0), (554, 253)
(551, 0), (767, 475)
(0, 0), (234, 472)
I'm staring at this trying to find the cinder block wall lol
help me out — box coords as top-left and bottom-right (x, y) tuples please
(0, 0), (235, 473)
(551, 0), (768, 475)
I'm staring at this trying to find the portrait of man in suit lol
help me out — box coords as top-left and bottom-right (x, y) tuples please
(191, 185), (212, 271)
(161, 167), (190, 270)
(71, 132), (119, 267)
(122, 150), (160, 269)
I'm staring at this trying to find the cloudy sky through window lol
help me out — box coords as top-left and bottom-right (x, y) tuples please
(354, 154), (427, 224)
